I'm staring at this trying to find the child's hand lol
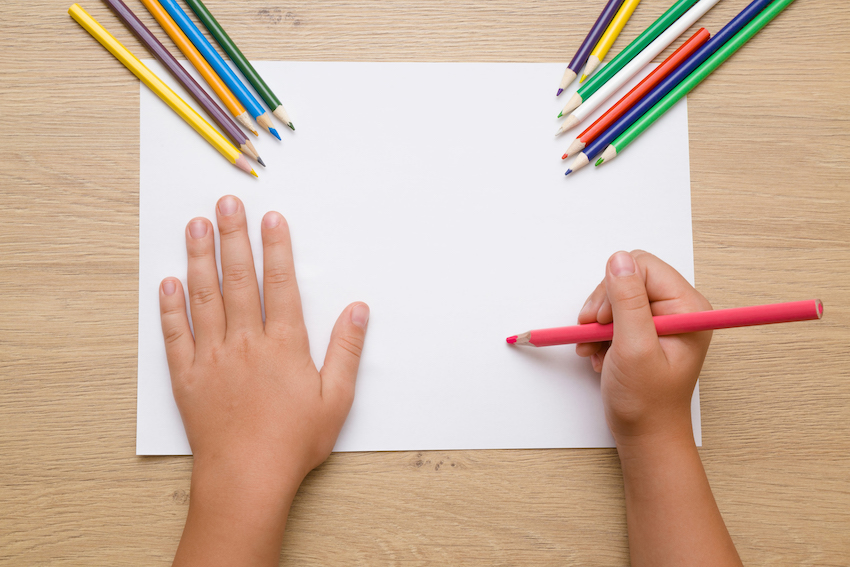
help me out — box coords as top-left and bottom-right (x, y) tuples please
(576, 252), (742, 567)
(575, 250), (712, 444)
(159, 195), (369, 566)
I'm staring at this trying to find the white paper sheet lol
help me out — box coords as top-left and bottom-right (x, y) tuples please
(137, 60), (699, 455)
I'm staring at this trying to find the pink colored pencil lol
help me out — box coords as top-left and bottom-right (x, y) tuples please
(507, 299), (823, 347)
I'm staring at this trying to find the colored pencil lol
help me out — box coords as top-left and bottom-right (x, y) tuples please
(103, 0), (263, 165)
(184, 0), (294, 131)
(560, 0), (700, 113)
(156, 0), (280, 140)
(562, 28), (710, 159)
(557, 0), (721, 135)
(564, 0), (775, 177)
(581, 0), (642, 82)
(138, 0), (257, 136)
(597, 0), (797, 166)
(68, 4), (256, 177)
(507, 299), (823, 347)
(557, 0), (625, 96)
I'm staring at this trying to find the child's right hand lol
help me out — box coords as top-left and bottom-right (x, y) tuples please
(575, 251), (713, 445)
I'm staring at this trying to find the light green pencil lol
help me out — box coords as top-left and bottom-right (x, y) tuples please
(596, 0), (797, 166)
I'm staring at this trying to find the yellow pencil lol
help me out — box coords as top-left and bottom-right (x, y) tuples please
(581, 0), (641, 82)
(68, 3), (256, 177)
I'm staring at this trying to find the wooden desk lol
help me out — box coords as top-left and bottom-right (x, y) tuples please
(1, 1), (848, 564)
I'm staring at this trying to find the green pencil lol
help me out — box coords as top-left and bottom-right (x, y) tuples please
(596, 0), (797, 167)
(560, 0), (700, 116)
(184, 0), (295, 131)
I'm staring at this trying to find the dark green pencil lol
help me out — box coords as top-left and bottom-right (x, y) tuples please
(184, 0), (294, 131)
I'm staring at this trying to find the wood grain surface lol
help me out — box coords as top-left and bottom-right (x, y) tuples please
(1, 0), (848, 564)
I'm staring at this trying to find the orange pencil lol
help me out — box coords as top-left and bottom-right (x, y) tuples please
(138, 0), (257, 135)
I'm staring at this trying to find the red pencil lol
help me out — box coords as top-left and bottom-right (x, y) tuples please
(507, 299), (823, 347)
(561, 28), (711, 160)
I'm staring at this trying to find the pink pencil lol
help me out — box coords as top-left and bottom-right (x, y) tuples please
(507, 300), (823, 347)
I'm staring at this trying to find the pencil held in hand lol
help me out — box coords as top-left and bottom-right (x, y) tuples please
(507, 300), (823, 347)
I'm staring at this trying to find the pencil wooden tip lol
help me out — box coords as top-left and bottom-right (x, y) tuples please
(561, 114), (580, 131)
(506, 336), (518, 344)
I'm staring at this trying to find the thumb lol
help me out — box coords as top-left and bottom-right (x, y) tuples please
(320, 302), (370, 415)
(605, 251), (658, 359)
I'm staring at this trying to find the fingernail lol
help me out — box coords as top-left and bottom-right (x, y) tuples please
(610, 251), (635, 277)
(162, 279), (176, 295)
(263, 211), (281, 229)
(188, 219), (207, 239)
(351, 303), (370, 330)
(219, 195), (238, 216)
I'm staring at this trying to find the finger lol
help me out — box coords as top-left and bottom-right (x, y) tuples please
(596, 296), (612, 325)
(576, 341), (603, 358)
(577, 282), (606, 324)
(261, 211), (305, 336)
(185, 217), (225, 346)
(159, 278), (194, 376)
(216, 195), (263, 336)
(605, 251), (660, 360)
(591, 343), (609, 373)
(576, 282), (608, 355)
(630, 250), (712, 315)
(320, 303), (370, 422)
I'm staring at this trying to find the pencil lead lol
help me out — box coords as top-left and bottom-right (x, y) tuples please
(250, 169), (258, 177)
(288, 122), (295, 131)
(257, 156), (266, 167)
(557, 111), (563, 119)
(595, 158), (604, 166)
(556, 88), (563, 97)
(506, 336), (518, 344)
(269, 127), (282, 141)
(562, 153), (568, 160)
(564, 169), (573, 176)
(580, 74), (587, 83)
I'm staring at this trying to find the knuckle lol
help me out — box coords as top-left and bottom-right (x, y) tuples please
(336, 334), (364, 358)
(264, 265), (294, 288)
(162, 324), (187, 348)
(187, 241), (212, 260)
(190, 285), (219, 307)
(222, 263), (255, 290)
(218, 220), (245, 240)
(612, 283), (649, 311)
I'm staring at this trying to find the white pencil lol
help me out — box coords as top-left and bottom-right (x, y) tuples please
(556, 0), (722, 136)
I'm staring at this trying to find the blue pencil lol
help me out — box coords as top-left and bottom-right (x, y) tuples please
(156, 0), (280, 140)
(564, 0), (775, 176)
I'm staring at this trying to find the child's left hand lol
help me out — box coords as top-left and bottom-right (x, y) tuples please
(159, 195), (369, 566)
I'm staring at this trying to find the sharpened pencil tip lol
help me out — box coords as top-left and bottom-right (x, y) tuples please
(269, 127), (282, 140)
(288, 122), (295, 131)
(595, 158), (604, 166)
(556, 88), (563, 97)
(251, 169), (258, 177)
(557, 111), (563, 118)
(257, 156), (266, 167)
(580, 74), (587, 83)
(562, 153), (568, 160)
(565, 169), (573, 176)
(506, 336), (518, 344)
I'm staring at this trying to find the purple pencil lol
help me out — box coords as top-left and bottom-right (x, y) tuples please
(557, 0), (626, 96)
(103, 0), (264, 165)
